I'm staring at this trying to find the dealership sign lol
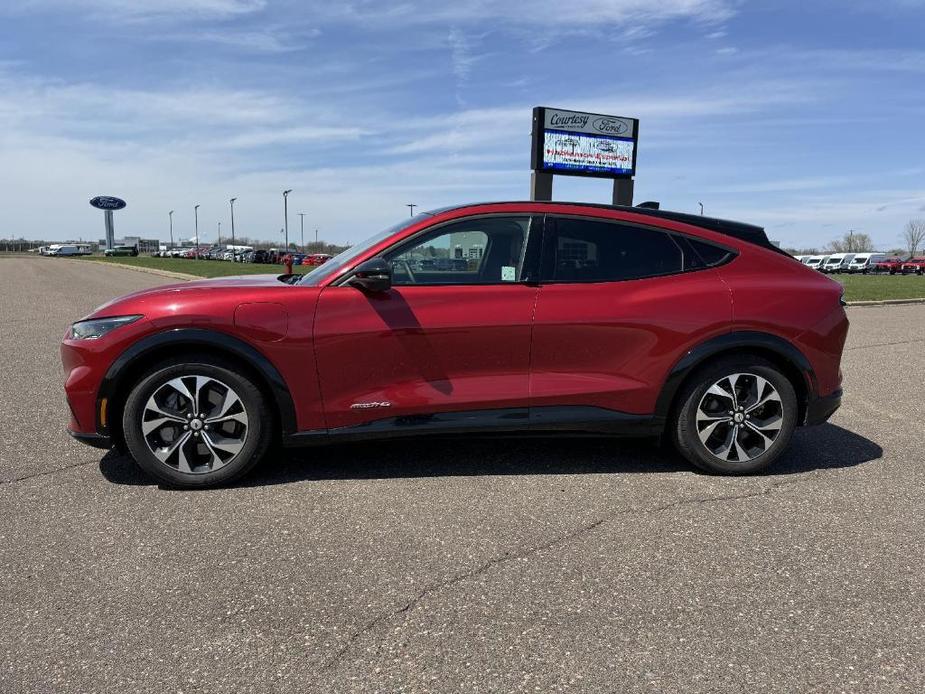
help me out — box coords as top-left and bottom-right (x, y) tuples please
(89, 196), (127, 211)
(531, 107), (638, 179)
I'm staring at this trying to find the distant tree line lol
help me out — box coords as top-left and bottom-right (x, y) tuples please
(0, 238), (51, 253)
(783, 219), (925, 258)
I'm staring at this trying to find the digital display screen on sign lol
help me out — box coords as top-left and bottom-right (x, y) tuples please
(532, 107), (639, 179)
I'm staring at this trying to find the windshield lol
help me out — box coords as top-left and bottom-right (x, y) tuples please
(297, 214), (429, 286)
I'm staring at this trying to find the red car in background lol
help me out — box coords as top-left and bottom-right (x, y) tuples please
(871, 257), (906, 274)
(302, 253), (332, 266)
(61, 201), (848, 488)
(900, 257), (925, 275)
(183, 246), (210, 259)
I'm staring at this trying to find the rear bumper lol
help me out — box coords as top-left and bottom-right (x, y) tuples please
(804, 388), (842, 426)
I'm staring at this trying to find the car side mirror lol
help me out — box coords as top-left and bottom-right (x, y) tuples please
(349, 257), (392, 293)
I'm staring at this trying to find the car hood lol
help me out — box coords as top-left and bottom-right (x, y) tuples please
(86, 274), (293, 319)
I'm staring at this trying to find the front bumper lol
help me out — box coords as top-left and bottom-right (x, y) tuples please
(804, 388), (842, 426)
(68, 430), (112, 449)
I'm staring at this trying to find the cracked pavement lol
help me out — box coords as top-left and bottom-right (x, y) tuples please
(1, 257), (923, 693)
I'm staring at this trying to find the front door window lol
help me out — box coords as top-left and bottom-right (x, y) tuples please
(388, 216), (532, 286)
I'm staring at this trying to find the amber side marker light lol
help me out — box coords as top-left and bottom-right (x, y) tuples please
(99, 398), (108, 427)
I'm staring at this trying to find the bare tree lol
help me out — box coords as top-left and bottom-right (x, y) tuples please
(827, 230), (873, 253)
(903, 219), (925, 256)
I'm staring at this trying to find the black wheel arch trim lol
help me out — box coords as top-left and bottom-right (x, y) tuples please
(654, 331), (818, 422)
(97, 328), (297, 436)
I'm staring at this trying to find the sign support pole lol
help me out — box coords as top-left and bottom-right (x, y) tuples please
(530, 172), (554, 202)
(104, 210), (115, 250)
(612, 178), (634, 207)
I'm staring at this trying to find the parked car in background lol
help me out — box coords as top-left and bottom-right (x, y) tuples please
(104, 245), (139, 257)
(805, 255), (828, 270)
(871, 256), (905, 274)
(846, 253), (886, 274)
(900, 257), (925, 275)
(793, 255), (810, 264)
(303, 253), (332, 266)
(62, 201), (848, 488)
(183, 246), (211, 259)
(822, 253), (855, 273)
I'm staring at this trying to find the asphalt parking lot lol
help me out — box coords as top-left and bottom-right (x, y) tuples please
(1, 256), (923, 693)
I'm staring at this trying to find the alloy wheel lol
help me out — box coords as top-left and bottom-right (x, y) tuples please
(695, 372), (784, 463)
(141, 375), (249, 474)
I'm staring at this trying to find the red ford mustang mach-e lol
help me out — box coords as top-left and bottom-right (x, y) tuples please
(61, 202), (848, 487)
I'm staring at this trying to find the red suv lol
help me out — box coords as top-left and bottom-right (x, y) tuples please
(872, 256), (905, 274)
(61, 202), (848, 487)
(302, 253), (332, 266)
(900, 257), (925, 275)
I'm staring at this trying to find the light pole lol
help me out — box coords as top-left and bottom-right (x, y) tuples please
(283, 189), (292, 250)
(698, 202), (704, 216)
(217, 221), (221, 245)
(169, 210), (174, 250)
(298, 212), (306, 251)
(315, 228), (318, 246)
(229, 197), (237, 261)
(194, 204), (200, 258)
(407, 203), (417, 217)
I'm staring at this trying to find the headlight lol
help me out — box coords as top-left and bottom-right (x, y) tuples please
(69, 315), (142, 340)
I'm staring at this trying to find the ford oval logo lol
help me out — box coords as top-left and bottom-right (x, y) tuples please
(592, 117), (629, 135)
(90, 196), (126, 210)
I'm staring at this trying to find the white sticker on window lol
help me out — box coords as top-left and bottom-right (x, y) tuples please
(501, 265), (516, 282)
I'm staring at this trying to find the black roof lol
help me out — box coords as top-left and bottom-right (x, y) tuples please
(426, 201), (786, 256)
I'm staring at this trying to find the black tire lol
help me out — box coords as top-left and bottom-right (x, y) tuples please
(122, 357), (272, 487)
(671, 356), (798, 475)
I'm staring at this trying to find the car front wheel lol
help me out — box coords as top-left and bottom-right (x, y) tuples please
(672, 357), (797, 474)
(122, 358), (272, 487)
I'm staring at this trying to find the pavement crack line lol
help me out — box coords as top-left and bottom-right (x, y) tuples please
(319, 477), (808, 671)
(3, 460), (98, 485)
(845, 338), (925, 351)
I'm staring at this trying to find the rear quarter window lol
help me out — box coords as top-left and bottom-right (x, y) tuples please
(683, 237), (734, 267)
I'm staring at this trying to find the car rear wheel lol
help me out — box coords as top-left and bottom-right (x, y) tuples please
(672, 357), (797, 474)
(122, 358), (272, 487)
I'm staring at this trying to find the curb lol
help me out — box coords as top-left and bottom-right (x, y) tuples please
(847, 298), (925, 307)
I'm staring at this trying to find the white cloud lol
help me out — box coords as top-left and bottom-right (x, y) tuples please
(301, 0), (735, 28)
(14, 0), (266, 20)
(27, 0), (733, 28)
(174, 27), (321, 53)
(218, 126), (369, 149)
(448, 28), (479, 82)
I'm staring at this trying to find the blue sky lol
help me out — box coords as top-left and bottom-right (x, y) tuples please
(1, 0), (924, 249)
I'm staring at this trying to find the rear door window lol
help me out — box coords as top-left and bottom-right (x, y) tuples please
(542, 217), (685, 282)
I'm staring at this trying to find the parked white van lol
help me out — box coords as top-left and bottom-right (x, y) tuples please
(846, 253), (885, 274)
(806, 255), (828, 270)
(47, 244), (91, 256)
(822, 253), (855, 273)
